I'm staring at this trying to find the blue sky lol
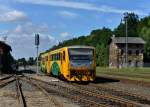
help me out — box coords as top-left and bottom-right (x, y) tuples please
(0, 0), (149, 59)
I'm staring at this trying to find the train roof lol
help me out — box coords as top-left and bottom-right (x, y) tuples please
(67, 45), (95, 49)
(40, 45), (95, 56)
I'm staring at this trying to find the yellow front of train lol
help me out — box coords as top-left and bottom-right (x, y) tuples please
(68, 46), (96, 82)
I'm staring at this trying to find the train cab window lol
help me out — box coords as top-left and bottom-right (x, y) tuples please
(63, 51), (65, 60)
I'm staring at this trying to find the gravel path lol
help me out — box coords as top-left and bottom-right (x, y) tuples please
(0, 90), (18, 107)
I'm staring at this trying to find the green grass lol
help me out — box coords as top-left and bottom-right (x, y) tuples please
(96, 67), (150, 82)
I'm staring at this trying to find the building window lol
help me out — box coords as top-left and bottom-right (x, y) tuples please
(136, 50), (139, 55)
(128, 50), (132, 55)
(141, 50), (144, 53)
(121, 50), (124, 55)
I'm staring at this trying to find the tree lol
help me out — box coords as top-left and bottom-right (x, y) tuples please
(140, 27), (150, 62)
(96, 44), (108, 66)
(17, 58), (27, 66)
(42, 13), (150, 66)
(27, 57), (35, 65)
(114, 13), (139, 37)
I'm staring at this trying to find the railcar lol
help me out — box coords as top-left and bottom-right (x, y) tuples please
(40, 46), (96, 81)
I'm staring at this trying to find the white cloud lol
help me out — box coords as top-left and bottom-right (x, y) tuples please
(0, 6), (27, 23)
(48, 35), (55, 41)
(14, 0), (147, 15)
(60, 32), (70, 38)
(0, 22), (57, 59)
(59, 11), (78, 18)
(12, 22), (49, 36)
(0, 10), (27, 22)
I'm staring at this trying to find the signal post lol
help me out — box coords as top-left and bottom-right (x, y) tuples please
(35, 34), (40, 75)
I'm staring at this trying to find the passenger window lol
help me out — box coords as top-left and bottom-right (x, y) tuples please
(63, 51), (65, 60)
(52, 55), (54, 61)
(54, 54), (56, 60)
(58, 53), (60, 60)
(56, 54), (58, 60)
(46, 56), (47, 61)
(50, 55), (52, 61)
(60, 53), (62, 60)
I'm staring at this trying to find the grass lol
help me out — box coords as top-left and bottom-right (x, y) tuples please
(96, 67), (150, 82)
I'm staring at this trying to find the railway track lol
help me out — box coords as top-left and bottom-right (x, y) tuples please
(25, 76), (144, 107)
(15, 76), (27, 107)
(19, 76), (62, 107)
(90, 83), (150, 105)
(0, 75), (13, 81)
(70, 83), (143, 107)
(24, 76), (110, 107)
(0, 75), (15, 88)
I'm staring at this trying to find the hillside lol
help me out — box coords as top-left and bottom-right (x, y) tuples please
(49, 13), (150, 66)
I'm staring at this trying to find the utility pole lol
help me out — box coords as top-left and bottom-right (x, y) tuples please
(35, 34), (40, 74)
(124, 13), (128, 68)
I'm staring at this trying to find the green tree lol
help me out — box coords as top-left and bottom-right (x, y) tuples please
(17, 58), (27, 66)
(140, 27), (150, 62)
(114, 13), (139, 37)
(28, 57), (35, 65)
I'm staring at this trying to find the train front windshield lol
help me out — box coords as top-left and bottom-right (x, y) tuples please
(68, 48), (94, 68)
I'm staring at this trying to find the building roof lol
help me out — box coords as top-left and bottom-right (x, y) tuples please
(0, 41), (12, 51)
(112, 37), (146, 44)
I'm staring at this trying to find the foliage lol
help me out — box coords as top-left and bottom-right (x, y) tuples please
(17, 58), (27, 66)
(43, 13), (150, 66)
(27, 57), (35, 65)
(17, 57), (36, 66)
(114, 13), (139, 37)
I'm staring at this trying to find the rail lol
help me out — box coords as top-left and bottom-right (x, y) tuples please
(15, 76), (27, 107)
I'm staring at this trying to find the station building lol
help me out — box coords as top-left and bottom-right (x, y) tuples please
(0, 41), (12, 74)
(109, 36), (146, 68)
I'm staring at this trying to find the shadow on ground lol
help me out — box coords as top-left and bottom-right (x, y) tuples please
(92, 76), (120, 84)
(16, 70), (36, 74)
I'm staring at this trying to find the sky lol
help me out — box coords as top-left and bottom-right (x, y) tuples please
(0, 0), (149, 59)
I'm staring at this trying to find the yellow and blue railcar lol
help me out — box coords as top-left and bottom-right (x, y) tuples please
(40, 46), (96, 81)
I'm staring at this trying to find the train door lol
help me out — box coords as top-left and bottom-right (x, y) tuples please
(60, 50), (67, 78)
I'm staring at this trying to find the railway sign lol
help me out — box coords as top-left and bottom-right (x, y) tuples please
(35, 34), (40, 46)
